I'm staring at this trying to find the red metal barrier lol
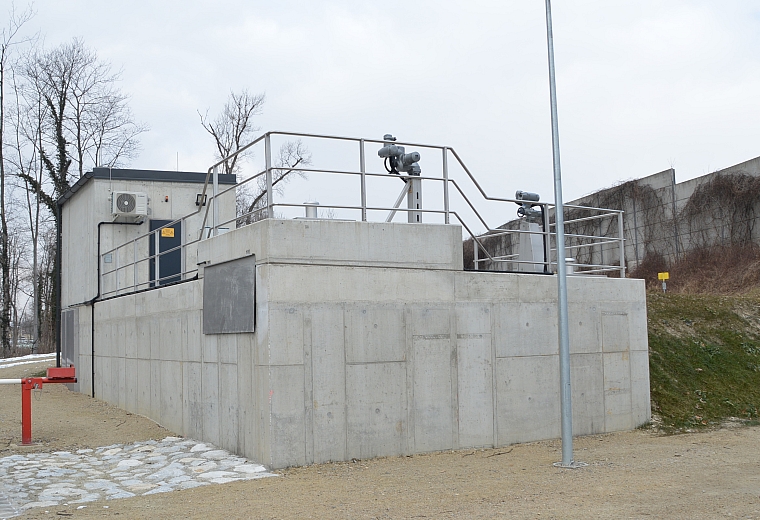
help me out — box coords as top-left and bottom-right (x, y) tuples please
(20, 366), (77, 445)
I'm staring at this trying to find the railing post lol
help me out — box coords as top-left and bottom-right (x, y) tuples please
(133, 239), (137, 292)
(212, 165), (219, 237)
(618, 211), (625, 277)
(181, 216), (186, 281)
(542, 203), (551, 273)
(154, 231), (160, 287)
(360, 139), (367, 221)
(265, 133), (273, 219)
(473, 237), (479, 270)
(115, 247), (119, 296)
(443, 147), (450, 224)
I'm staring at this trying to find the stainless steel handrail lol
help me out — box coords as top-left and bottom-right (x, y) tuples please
(99, 130), (627, 297)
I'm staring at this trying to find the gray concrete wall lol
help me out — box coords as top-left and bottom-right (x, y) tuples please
(80, 219), (649, 469)
(87, 281), (256, 458)
(255, 263), (648, 467)
(196, 219), (464, 271)
(475, 154), (760, 271)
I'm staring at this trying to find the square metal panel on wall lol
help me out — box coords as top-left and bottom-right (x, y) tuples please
(203, 255), (256, 334)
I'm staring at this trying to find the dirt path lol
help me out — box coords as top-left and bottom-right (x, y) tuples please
(0, 360), (170, 453)
(3, 360), (759, 519)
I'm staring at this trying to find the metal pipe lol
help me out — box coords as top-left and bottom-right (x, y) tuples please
(488, 253), (519, 260)
(443, 148), (450, 224)
(563, 204), (624, 213)
(22, 380), (32, 444)
(541, 204), (551, 273)
(133, 239), (137, 292)
(545, 0), (574, 467)
(91, 302), (95, 397)
(93, 219), (141, 398)
(551, 212), (620, 226)
(265, 134), (273, 219)
(114, 246), (119, 296)
(268, 129), (450, 150)
(473, 236), (479, 270)
(55, 202), (62, 368)
(154, 231), (160, 287)
(552, 234), (623, 245)
(386, 182), (410, 223)
(360, 139), (367, 221)
(212, 165), (219, 236)
(618, 211), (626, 277)
(0, 379), (21, 384)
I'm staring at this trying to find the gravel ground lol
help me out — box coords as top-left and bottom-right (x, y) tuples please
(2, 359), (760, 519)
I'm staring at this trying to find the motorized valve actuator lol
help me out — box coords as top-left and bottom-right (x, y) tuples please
(378, 134), (421, 176)
(515, 190), (542, 223)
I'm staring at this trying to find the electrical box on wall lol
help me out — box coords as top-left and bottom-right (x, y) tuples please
(111, 191), (148, 217)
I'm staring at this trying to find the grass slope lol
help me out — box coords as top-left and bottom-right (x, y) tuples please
(647, 292), (760, 431)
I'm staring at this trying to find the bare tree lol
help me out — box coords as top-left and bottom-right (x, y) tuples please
(34, 225), (55, 352)
(12, 38), (146, 353)
(199, 89), (265, 175)
(10, 63), (48, 351)
(199, 90), (312, 225)
(62, 40), (146, 175)
(0, 4), (34, 357)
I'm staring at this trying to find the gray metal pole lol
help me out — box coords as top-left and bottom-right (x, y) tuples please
(442, 147), (450, 224)
(265, 134), (273, 219)
(133, 239), (137, 292)
(212, 165), (219, 236)
(618, 211), (626, 277)
(360, 139), (367, 222)
(545, 0), (574, 467)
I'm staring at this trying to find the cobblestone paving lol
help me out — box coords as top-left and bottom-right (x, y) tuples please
(0, 436), (275, 517)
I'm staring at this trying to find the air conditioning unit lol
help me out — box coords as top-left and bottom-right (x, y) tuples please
(112, 191), (148, 217)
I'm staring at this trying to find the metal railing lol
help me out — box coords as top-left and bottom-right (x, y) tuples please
(99, 131), (625, 299)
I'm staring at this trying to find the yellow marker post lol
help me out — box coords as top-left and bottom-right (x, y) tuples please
(658, 272), (669, 293)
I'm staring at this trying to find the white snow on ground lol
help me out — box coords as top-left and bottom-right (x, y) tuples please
(0, 354), (56, 370)
(0, 436), (275, 517)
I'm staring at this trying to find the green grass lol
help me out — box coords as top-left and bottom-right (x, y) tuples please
(647, 292), (760, 432)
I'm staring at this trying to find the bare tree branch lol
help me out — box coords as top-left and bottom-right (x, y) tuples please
(199, 89), (264, 174)
(5, 37), (147, 353)
(235, 140), (312, 226)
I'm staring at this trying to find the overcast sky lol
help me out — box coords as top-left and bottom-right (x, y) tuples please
(9, 0), (760, 225)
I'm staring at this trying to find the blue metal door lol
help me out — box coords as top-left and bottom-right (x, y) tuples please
(149, 220), (182, 287)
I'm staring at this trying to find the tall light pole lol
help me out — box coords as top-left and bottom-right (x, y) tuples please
(544, 0), (576, 467)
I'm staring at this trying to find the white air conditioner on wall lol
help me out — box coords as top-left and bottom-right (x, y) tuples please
(112, 191), (148, 217)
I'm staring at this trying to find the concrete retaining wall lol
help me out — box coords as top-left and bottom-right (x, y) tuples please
(474, 154), (760, 271)
(76, 220), (649, 469)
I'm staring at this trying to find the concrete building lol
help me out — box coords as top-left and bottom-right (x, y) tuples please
(59, 158), (649, 469)
(61, 168), (237, 308)
(59, 168), (237, 375)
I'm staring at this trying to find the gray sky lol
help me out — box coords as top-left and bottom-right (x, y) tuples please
(11, 0), (760, 226)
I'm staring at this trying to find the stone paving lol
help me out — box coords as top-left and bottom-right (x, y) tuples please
(0, 436), (275, 518)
